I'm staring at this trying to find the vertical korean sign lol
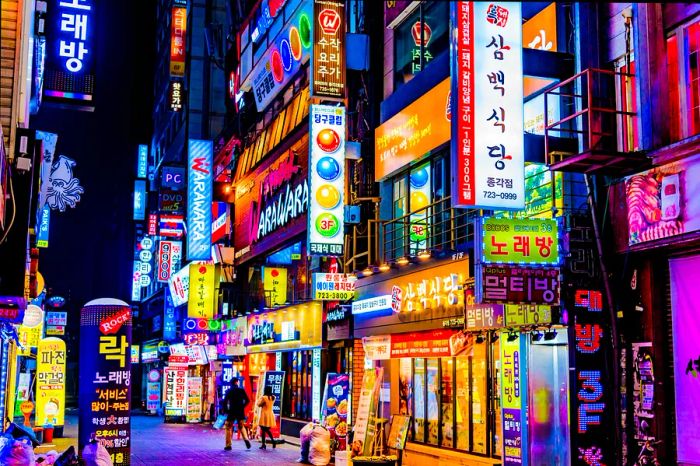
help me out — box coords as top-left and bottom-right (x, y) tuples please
(187, 139), (213, 261)
(187, 263), (216, 319)
(450, 2), (524, 209)
(500, 333), (526, 465)
(312, 0), (345, 98)
(170, 6), (187, 76)
(308, 105), (345, 256)
(36, 337), (66, 427)
(79, 299), (132, 466)
(257, 371), (285, 438)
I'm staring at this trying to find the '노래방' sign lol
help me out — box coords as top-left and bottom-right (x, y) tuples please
(480, 217), (559, 265)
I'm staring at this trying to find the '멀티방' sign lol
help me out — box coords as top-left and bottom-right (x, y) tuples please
(478, 264), (560, 305)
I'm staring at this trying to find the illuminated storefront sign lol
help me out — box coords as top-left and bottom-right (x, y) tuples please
(159, 191), (185, 213)
(523, 3), (557, 51)
(245, 303), (323, 353)
(390, 329), (465, 358)
(244, 2), (312, 111)
(18, 305), (44, 356)
(130, 345), (140, 364)
(450, 2), (524, 209)
(465, 304), (504, 331)
(211, 201), (229, 243)
(503, 304), (552, 327)
(183, 333), (210, 346)
(393, 264), (466, 314)
(37, 205), (51, 248)
(44, 0), (96, 105)
(375, 78), (451, 181)
(78, 299), (132, 465)
(46, 311), (67, 336)
(162, 166), (185, 190)
(187, 264), (216, 319)
(311, 0), (345, 98)
(480, 217), (559, 265)
(352, 295), (391, 315)
(312, 273), (356, 301)
(308, 104), (345, 256)
(159, 213), (185, 238)
(478, 265), (560, 305)
(148, 214), (158, 235)
(136, 236), (154, 289)
(137, 144), (148, 179)
(168, 80), (184, 112)
(164, 366), (188, 415)
(36, 337), (66, 426)
(141, 343), (159, 363)
(157, 240), (182, 283)
(218, 316), (247, 356)
(170, 6), (187, 76)
(133, 179), (146, 221)
(131, 261), (141, 302)
(187, 139), (213, 261)
(501, 332), (525, 465)
(263, 267), (288, 306)
(163, 294), (178, 341)
(183, 318), (221, 333)
(168, 264), (190, 307)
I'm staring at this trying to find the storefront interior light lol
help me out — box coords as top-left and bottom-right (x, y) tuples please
(396, 256), (409, 266)
(362, 267), (374, 277)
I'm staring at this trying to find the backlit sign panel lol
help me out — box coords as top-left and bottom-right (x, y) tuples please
(37, 205), (51, 248)
(157, 240), (182, 283)
(263, 267), (288, 306)
(312, 273), (356, 301)
(187, 139), (213, 261)
(170, 7), (187, 76)
(187, 264), (216, 319)
(137, 144), (148, 179)
(168, 80), (184, 112)
(312, 0), (345, 98)
(479, 265), (560, 305)
(352, 295), (391, 315)
(36, 337), (66, 427)
(450, 2), (524, 209)
(308, 105), (345, 256)
(480, 217), (559, 265)
(133, 180), (146, 221)
(501, 332), (525, 465)
(162, 166), (186, 190)
(211, 201), (229, 244)
(159, 213), (185, 238)
(168, 264), (190, 307)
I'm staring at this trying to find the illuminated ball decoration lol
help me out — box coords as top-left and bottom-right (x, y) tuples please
(316, 184), (341, 209)
(289, 26), (302, 60)
(316, 156), (341, 181)
(280, 38), (293, 72)
(271, 49), (284, 82)
(410, 167), (429, 188)
(299, 14), (312, 48)
(316, 128), (341, 153)
(410, 191), (429, 211)
(315, 213), (341, 237)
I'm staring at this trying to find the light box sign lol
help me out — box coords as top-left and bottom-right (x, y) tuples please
(523, 2), (557, 52)
(450, 2), (524, 209)
(148, 214), (158, 236)
(137, 145), (148, 179)
(131, 345), (139, 364)
(162, 166), (186, 191)
(311, 0), (345, 98)
(168, 264), (190, 307)
(168, 79), (184, 112)
(465, 304), (504, 331)
(626, 152), (700, 246)
(374, 78), (451, 181)
(480, 217), (559, 265)
(44, 0), (96, 105)
(187, 139), (213, 261)
(501, 332), (526, 465)
(37, 205), (50, 248)
(211, 201), (229, 244)
(163, 293), (178, 341)
(78, 299), (132, 466)
(159, 213), (185, 238)
(157, 240), (182, 283)
(18, 305), (44, 357)
(133, 179), (146, 221)
(187, 264), (216, 319)
(263, 267), (288, 306)
(219, 316), (247, 356)
(170, 6), (187, 76)
(308, 104), (345, 256)
(164, 366), (188, 415)
(131, 261), (141, 302)
(352, 295), (391, 315)
(312, 273), (356, 301)
(183, 318), (222, 333)
(146, 382), (161, 412)
(36, 337), (66, 427)
(183, 333), (210, 346)
(478, 265), (560, 305)
(46, 312), (68, 327)
(243, 2), (312, 112)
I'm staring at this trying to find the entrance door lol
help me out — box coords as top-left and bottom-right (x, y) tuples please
(528, 332), (570, 466)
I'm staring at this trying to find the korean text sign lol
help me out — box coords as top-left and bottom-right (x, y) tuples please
(78, 299), (132, 466)
(170, 7), (187, 76)
(308, 105), (345, 256)
(501, 332), (525, 465)
(481, 217), (559, 265)
(450, 2), (524, 209)
(312, 273), (356, 300)
(312, 0), (345, 98)
(36, 337), (66, 426)
(263, 266), (288, 306)
(187, 264), (216, 319)
(479, 264), (560, 304)
(187, 139), (213, 260)
(321, 373), (350, 450)
(258, 371), (285, 438)
(164, 366), (188, 414)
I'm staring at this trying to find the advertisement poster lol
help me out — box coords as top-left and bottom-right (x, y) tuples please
(670, 256), (700, 463)
(186, 377), (203, 423)
(353, 367), (384, 456)
(163, 366), (188, 416)
(632, 342), (655, 441)
(254, 371), (285, 438)
(321, 373), (350, 450)
(627, 152), (700, 245)
(36, 337), (66, 426)
(78, 299), (132, 466)
(501, 333), (524, 466)
(146, 382), (161, 412)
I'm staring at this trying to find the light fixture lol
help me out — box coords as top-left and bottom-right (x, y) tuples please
(396, 256), (409, 266)
(544, 328), (558, 341)
(531, 330), (543, 342)
(378, 263), (391, 272)
(475, 333), (486, 344)
(417, 250), (431, 260)
(491, 332), (499, 343)
(507, 331), (519, 342)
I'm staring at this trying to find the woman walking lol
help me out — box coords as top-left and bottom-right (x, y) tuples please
(256, 386), (277, 449)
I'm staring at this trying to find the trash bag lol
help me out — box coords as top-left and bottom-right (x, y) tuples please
(308, 424), (331, 466)
(298, 422), (315, 463)
(82, 441), (114, 466)
(0, 435), (36, 466)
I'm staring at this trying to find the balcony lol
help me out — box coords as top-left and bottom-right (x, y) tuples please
(544, 68), (648, 174)
(379, 196), (477, 265)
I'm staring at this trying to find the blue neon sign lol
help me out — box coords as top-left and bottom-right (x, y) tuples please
(187, 139), (213, 261)
(133, 179), (146, 221)
(37, 205), (51, 248)
(137, 145), (148, 179)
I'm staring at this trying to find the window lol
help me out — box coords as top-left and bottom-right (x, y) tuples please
(667, 18), (700, 141)
(282, 349), (314, 420)
(393, 1), (449, 88)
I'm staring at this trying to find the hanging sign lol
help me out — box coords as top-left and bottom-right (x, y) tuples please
(501, 332), (525, 465)
(187, 264), (216, 319)
(480, 217), (559, 265)
(170, 6), (187, 76)
(312, 273), (356, 300)
(36, 337), (66, 427)
(311, 0), (345, 98)
(157, 240), (182, 283)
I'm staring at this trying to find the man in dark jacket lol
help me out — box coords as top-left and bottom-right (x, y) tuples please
(223, 378), (251, 450)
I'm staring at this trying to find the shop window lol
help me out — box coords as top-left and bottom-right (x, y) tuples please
(282, 350), (314, 420)
(666, 18), (700, 141)
(440, 358), (454, 448)
(413, 358), (426, 441)
(471, 344), (488, 454)
(393, 1), (449, 89)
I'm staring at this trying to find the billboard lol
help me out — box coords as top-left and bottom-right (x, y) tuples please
(187, 264), (216, 319)
(170, 6), (187, 76)
(450, 2), (524, 209)
(36, 337), (66, 426)
(311, 0), (345, 98)
(133, 180), (146, 221)
(78, 299), (132, 466)
(43, 0), (96, 106)
(187, 139), (213, 261)
(308, 105), (345, 256)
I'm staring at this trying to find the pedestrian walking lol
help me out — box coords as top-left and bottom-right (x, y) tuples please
(256, 386), (277, 450)
(223, 378), (251, 451)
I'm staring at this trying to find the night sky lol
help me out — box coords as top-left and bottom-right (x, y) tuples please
(32, 1), (154, 312)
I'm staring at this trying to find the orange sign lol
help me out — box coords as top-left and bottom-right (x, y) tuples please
(523, 3), (557, 52)
(375, 78), (451, 180)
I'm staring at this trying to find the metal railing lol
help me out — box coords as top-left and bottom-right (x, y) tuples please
(379, 196), (476, 264)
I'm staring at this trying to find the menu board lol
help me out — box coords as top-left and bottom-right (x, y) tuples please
(387, 415), (411, 450)
(79, 300), (132, 466)
(186, 377), (203, 422)
(321, 373), (350, 450)
(353, 367), (384, 456)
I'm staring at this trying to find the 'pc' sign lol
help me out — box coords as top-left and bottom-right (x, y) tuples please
(162, 166), (186, 190)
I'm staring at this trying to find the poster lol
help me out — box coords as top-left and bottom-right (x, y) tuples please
(632, 342), (655, 441)
(254, 371), (285, 438)
(78, 299), (132, 466)
(353, 367), (383, 456)
(146, 382), (161, 412)
(186, 377), (203, 423)
(36, 337), (66, 426)
(321, 373), (350, 450)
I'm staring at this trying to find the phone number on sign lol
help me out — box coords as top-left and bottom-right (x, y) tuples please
(316, 291), (354, 300)
(483, 191), (518, 200)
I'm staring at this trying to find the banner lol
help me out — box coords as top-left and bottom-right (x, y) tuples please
(186, 377), (203, 422)
(78, 299), (132, 466)
(36, 337), (66, 426)
(187, 139), (213, 261)
(187, 264), (216, 319)
(321, 373), (350, 450)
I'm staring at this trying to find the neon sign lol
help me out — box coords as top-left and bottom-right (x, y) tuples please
(186, 139), (213, 261)
(137, 145), (148, 179)
(183, 318), (221, 333)
(133, 179), (146, 221)
(183, 333), (210, 346)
